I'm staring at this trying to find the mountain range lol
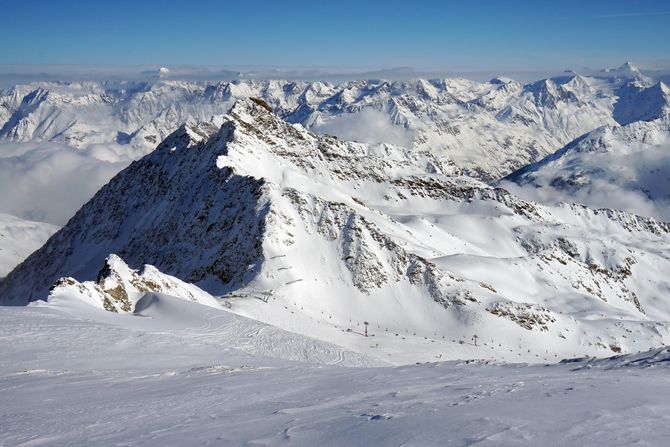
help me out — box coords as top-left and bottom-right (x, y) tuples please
(3, 97), (670, 364)
(2, 62), (667, 186)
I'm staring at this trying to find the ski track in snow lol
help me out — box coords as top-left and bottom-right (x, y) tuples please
(2, 304), (670, 446)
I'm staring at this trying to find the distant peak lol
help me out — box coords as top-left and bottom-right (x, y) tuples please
(619, 61), (639, 71)
(490, 77), (515, 85)
(564, 74), (590, 88)
(602, 62), (642, 75)
(599, 62), (653, 86)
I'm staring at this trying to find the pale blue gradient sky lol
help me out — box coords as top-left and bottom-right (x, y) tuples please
(1, 0), (669, 70)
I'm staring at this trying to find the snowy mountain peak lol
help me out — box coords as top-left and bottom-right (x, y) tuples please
(505, 113), (670, 221)
(619, 61), (641, 73)
(562, 74), (592, 93)
(614, 79), (670, 125)
(1, 72), (643, 183)
(4, 100), (670, 361)
(228, 96), (276, 119)
(601, 62), (654, 87)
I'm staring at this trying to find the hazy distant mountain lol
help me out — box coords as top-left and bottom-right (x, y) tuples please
(0, 63), (657, 186)
(505, 81), (670, 220)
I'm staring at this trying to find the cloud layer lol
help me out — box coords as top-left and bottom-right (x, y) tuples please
(501, 140), (670, 221)
(312, 109), (416, 147)
(0, 142), (133, 225)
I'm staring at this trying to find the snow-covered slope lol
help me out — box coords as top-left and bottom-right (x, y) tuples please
(3, 303), (670, 446)
(3, 99), (670, 364)
(613, 80), (670, 125)
(0, 63), (658, 183)
(0, 213), (57, 277)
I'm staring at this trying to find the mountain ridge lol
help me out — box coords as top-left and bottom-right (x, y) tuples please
(4, 98), (670, 363)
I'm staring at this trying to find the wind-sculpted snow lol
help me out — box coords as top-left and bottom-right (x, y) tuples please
(3, 98), (670, 363)
(3, 304), (670, 446)
(563, 347), (670, 370)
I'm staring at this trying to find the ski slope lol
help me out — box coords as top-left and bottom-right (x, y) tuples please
(2, 301), (670, 446)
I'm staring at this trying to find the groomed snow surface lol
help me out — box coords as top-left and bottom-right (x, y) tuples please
(2, 299), (670, 446)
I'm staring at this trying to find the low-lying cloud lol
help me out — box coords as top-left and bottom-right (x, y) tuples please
(502, 179), (670, 221)
(312, 109), (416, 147)
(0, 142), (132, 225)
(500, 140), (670, 221)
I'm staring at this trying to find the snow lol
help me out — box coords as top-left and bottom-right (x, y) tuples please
(5, 99), (670, 366)
(48, 254), (224, 313)
(2, 302), (670, 446)
(1, 67), (666, 225)
(2, 65), (670, 444)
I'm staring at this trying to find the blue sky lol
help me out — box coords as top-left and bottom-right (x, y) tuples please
(1, 0), (669, 70)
